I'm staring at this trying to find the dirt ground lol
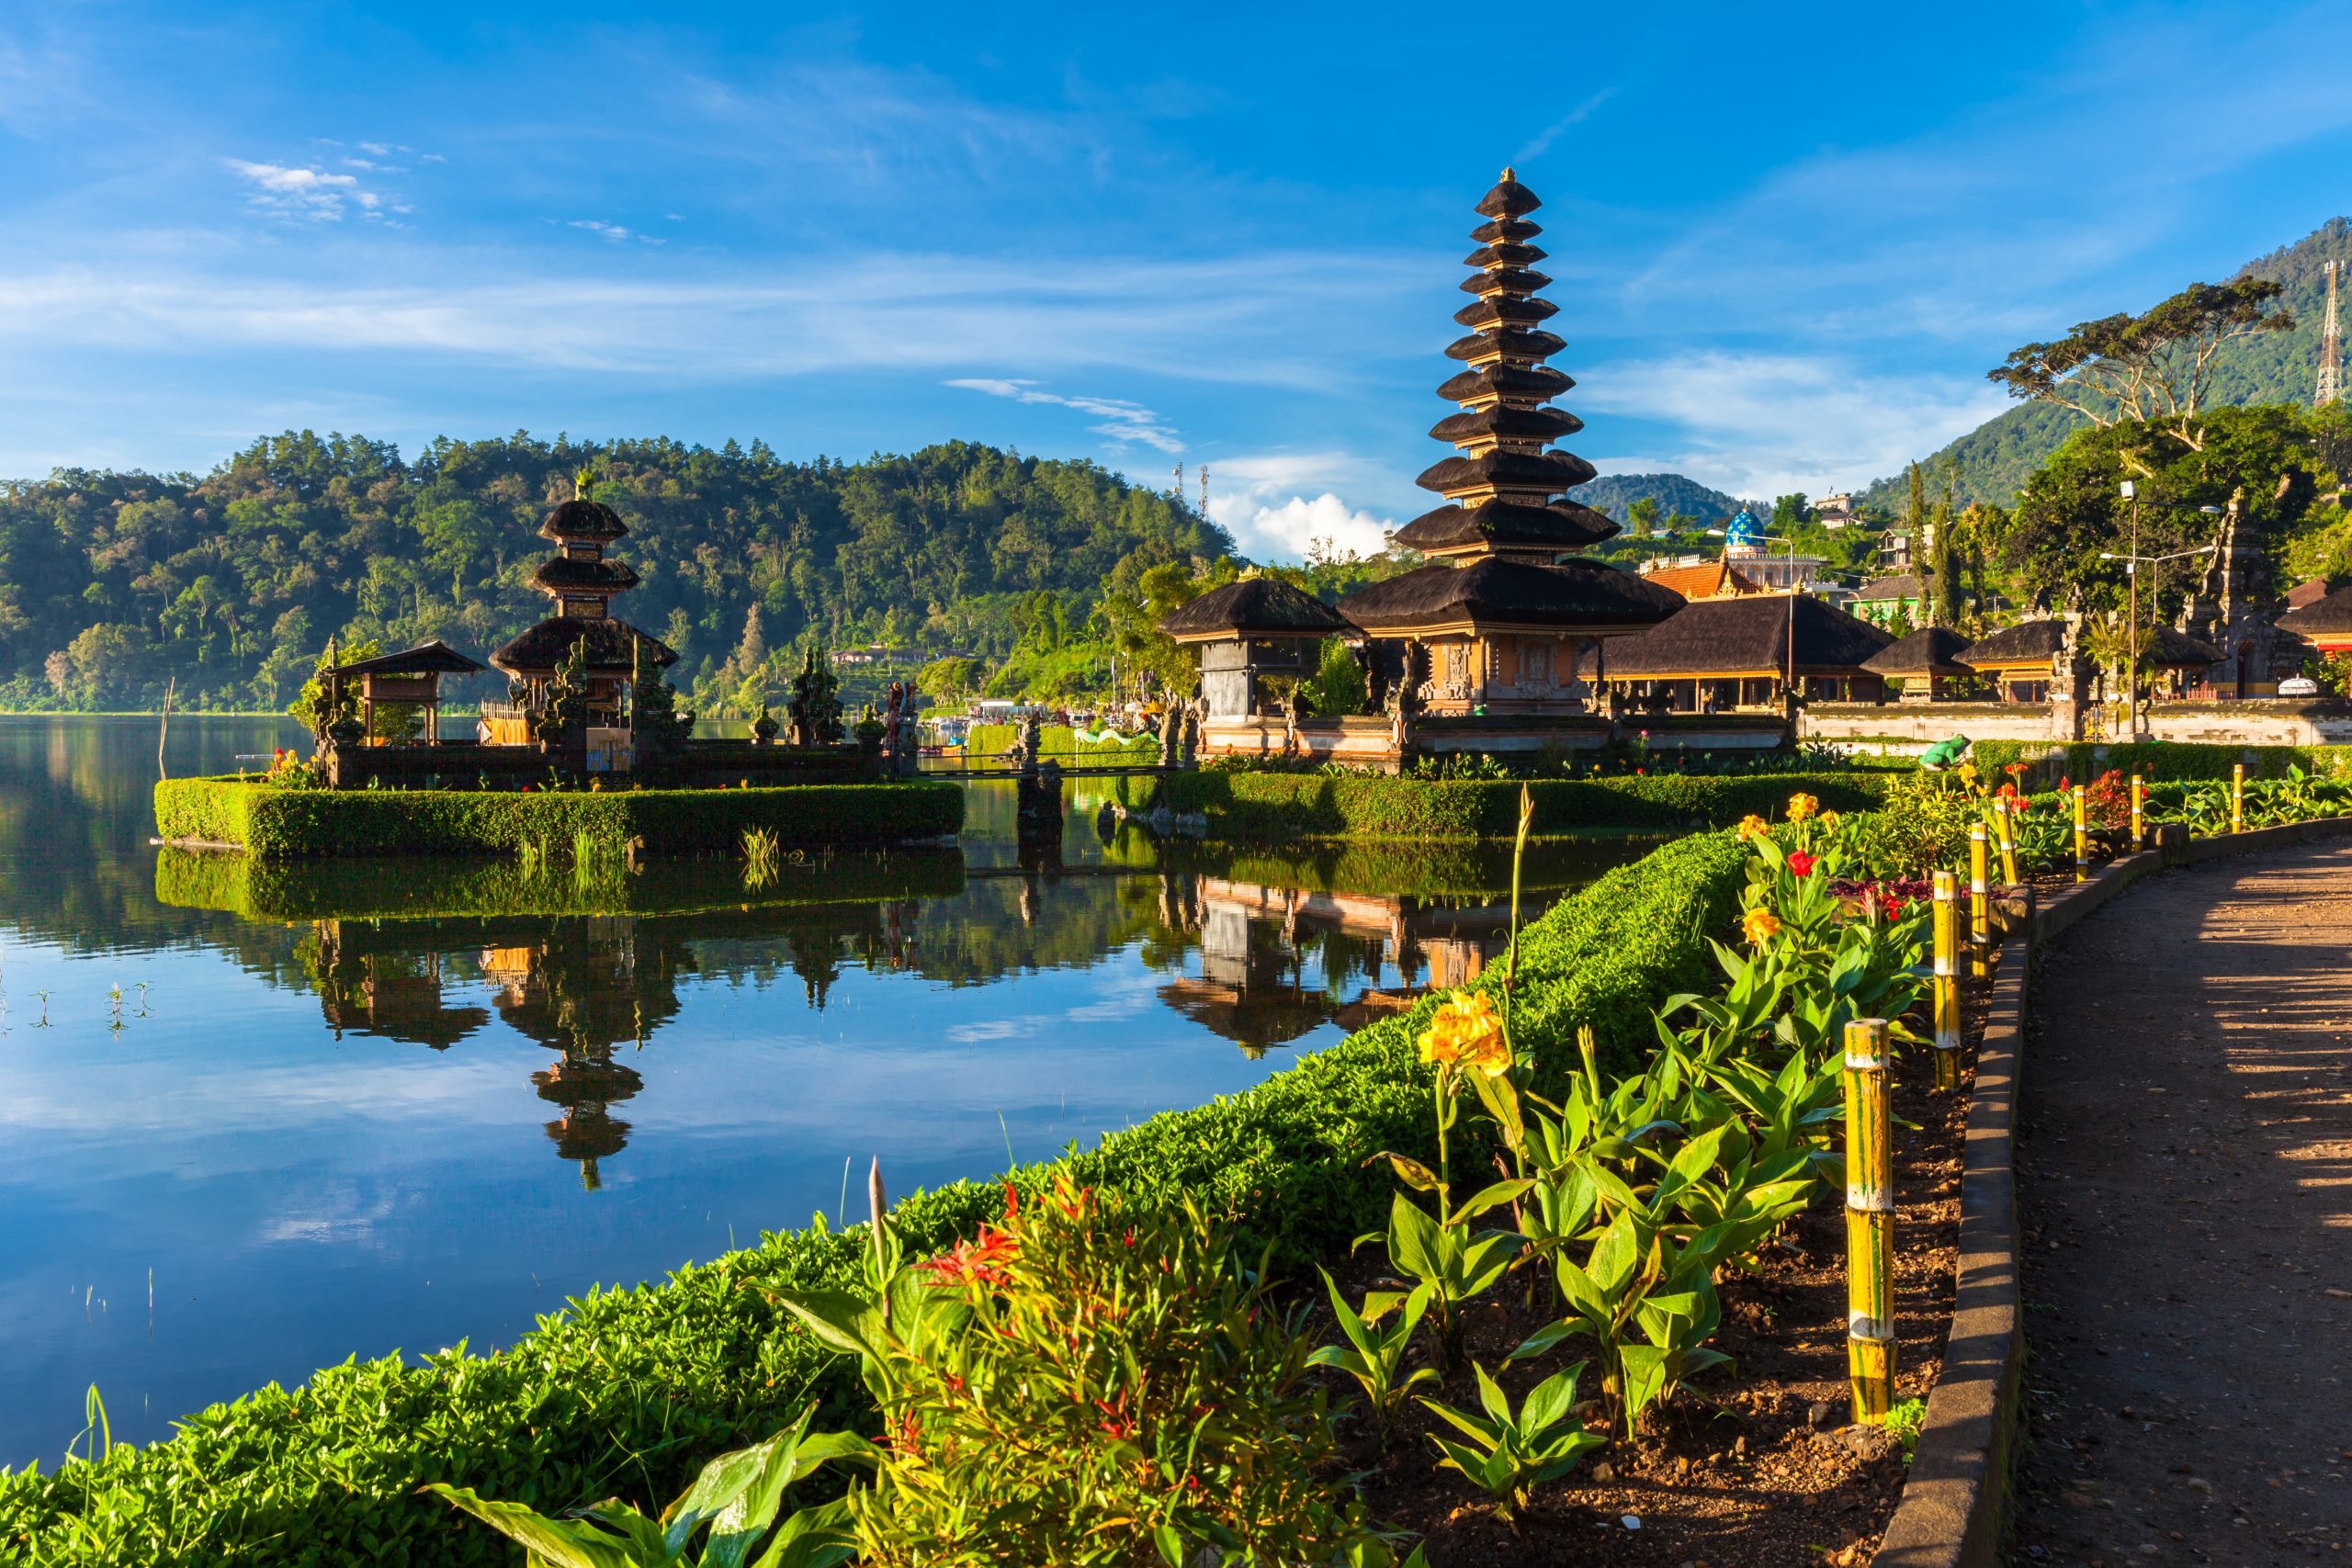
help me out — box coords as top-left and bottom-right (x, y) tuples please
(2013, 842), (2352, 1566)
(1315, 1017), (1974, 1566)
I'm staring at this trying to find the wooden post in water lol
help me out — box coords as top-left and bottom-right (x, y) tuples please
(1931, 870), (1962, 1090)
(2073, 784), (2089, 883)
(1843, 1017), (1895, 1424)
(2232, 763), (2245, 834)
(1968, 824), (1991, 979)
(157, 676), (175, 782)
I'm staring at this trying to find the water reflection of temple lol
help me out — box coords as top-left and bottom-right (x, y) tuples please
(310, 921), (492, 1049)
(1152, 874), (1522, 1055)
(480, 921), (672, 1191)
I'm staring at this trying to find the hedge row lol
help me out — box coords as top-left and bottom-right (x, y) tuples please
(1971, 739), (2352, 788)
(153, 777), (966, 859)
(0, 829), (1755, 1565)
(1131, 768), (1892, 840)
(155, 845), (970, 924)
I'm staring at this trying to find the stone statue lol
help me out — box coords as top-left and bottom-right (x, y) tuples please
(1179, 701), (1201, 768)
(1158, 704), (1182, 769)
(1012, 709), (1044, 776)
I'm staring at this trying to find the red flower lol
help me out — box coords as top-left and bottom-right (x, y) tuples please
(1787, 851), (1816, 877)
(917, 1224), (1020, 1289)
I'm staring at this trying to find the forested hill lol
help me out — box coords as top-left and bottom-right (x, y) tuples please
(1566, 471), (1751, 525)
(1858, 217), (2352, 513)
(0, 433), (1231, 711)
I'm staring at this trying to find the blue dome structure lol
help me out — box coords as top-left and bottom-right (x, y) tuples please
(1725, 507), (1761, 549)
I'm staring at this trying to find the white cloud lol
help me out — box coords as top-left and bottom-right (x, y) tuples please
(223, 159), (368, 221)
(1514, 88), (1614, 164)
(1580, 351), (2007, 499)
(947, 377), (1184, 453)
(569, 220), (664, 245)
(1204, 452), (1402, 561)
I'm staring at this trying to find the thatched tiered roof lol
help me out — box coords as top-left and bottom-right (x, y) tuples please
(1343, 557), (1682, 636)
(537, 498), (629, 544)
(1386, 168), (1624, 564)
(1158, 577), (1352, 643)
(492, 616), (677, 677)
(1955, 619), (2066, 671)
(1599, 594), (1894, 679)
(1340, 171), (1674, 645)
(2140, 626), (2222, 669)
(1860, 626), (1973, 679)
(323, 639), (486, 677)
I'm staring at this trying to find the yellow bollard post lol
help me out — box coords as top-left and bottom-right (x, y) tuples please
(2073, 784), (2088, 883)
(2232, 762), (2245, 834)
(1931, 870), (1962, 1089)
(2131, 773), (2144, 848)
(1995, 796), (2019, 886)
(1968, 824), (1991, 979)
(1843, 1017), (1895, 1424)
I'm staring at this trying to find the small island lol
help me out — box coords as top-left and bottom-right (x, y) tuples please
(154, 476), (962, 858)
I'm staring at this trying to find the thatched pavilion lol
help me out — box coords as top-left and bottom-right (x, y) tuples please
(1955, 619), (2068, 703)
(1335, 170), (1680, 716)
(1596, 593), (1893, 713)
(1860, 626), (1973, 702)
(318, 638), (485, 743)
(1159, 576), (1353, 718)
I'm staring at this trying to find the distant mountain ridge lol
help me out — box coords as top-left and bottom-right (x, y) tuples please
(1857, 217), (2352, 512)
(1567, 471), (1754, 525)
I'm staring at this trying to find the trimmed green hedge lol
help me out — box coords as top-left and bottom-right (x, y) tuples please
(1972, 739), (2352, 789)
(1127, 769), (1890, 840)
(153, 778), (965, 859)
(155, 846), (968, 923)
(0, 829), (1753, 1565)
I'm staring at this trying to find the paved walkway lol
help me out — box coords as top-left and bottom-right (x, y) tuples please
(2013, 841), (2352, 1565)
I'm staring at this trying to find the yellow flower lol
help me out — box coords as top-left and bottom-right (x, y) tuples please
(1786, 792), (1819, 823)
(1736, 814), (1769, 841)
(1419, 990), (1511, 1077)
(1819, 810), (1840, 828)
(1742, 908), (1782, 945)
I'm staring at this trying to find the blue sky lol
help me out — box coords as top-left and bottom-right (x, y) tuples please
(3, 2), (2350, 560)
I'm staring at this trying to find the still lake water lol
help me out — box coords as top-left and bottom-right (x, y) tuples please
(0, 716), (1649, 1466)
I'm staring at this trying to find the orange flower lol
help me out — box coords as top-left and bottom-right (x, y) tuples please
(1736, 814), (1769, 841)
(1742, 908), (1782, 945)
(1786, 793), (1819, 823)
(917, 1224), (1020, 1289)
(1419, 990), (1511, 1077)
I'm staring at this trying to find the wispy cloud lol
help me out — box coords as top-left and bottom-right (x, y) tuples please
(1513, 89), (1614, 165)
(568, 220), (664, 245)
(947, 378), (1183, 453)
(222, 159), (379, 221)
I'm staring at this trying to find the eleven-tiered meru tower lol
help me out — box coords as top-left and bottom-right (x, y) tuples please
(1339, 170), (1679, 714)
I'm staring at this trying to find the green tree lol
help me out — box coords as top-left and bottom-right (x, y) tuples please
(1989, 278), (2294, 444)
(1770, 492), (1812, 534)
(1624, 497), (1661, 536)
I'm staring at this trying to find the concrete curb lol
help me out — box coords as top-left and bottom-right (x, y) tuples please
(1873, 814), (2352, 1567)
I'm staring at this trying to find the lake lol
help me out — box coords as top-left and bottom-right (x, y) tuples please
(0, 716), (1651, 1466)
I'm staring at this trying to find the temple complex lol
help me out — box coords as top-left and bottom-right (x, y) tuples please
(1331, 171), (1680, 720)
(2176, 492), (2287, 696)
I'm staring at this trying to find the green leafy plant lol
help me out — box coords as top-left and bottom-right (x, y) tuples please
(426, 1402), (870, 1568)
(1419, 1362), (1605, 1524)
(1306, 1269), (1437, 1445)
(775, 1179), (1413, 1567)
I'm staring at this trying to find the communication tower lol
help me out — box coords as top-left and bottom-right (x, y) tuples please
(2321, 258), (2344, 408)
(1198, 464), (1209, 519)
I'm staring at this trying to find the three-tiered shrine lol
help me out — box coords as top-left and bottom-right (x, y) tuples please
(1336, 169), (1679, 713)
(489, 483), (677, 731)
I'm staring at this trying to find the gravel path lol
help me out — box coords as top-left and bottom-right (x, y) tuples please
(2012, 842), (2352, 1565)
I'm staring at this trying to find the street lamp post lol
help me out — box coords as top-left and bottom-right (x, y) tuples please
(1707, 528), (1805, 706)
(2101, 484), (2222, 739)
